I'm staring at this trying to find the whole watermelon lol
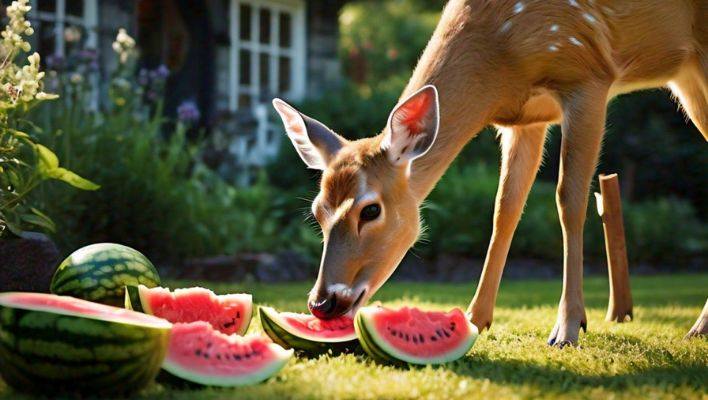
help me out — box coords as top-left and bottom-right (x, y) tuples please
(0, 292), (171, 396)
(51, 243), (160, 306)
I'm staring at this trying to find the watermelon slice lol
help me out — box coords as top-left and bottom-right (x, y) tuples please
(125, 285), (252, 335)
(259, 306), (358, 355)
(162, 321), (292, 386)
(355, 305), (478, 365)
(0, 292), (171, 396)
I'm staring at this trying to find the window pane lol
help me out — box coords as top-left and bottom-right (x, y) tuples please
(259, 53), (269, 88)
(37, 0), (54, 13)
(259, 8), (270, 44)
(239, 50), (251, 85)
(279, 13), (291, 48)
(278, 56), (291, 92)
(238, 93), (252, 108)
(239, 4), (251, 41)
(65, 0), (84, 17)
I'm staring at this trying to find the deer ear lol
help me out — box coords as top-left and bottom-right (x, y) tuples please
(381, 85), (439, 166)
(272, 98), (346, 170)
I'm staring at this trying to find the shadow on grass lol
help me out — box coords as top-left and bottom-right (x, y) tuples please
(445, 333), (708, 396)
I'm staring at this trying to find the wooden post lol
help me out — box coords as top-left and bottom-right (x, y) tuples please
(594, 173), (633, 322)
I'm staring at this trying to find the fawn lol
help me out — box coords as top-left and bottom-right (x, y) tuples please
(273, 0), (707, 345)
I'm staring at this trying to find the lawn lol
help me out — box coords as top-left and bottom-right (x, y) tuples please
(1, 274), (706, 399)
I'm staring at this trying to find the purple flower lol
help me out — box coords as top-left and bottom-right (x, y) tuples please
(155, 64), (170, 80)
(177, 100), (201, 124)
(138, 68), (149, 86)
(46, 53), (65, 70)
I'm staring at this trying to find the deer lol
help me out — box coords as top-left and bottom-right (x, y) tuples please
(273, 0), (708, 346)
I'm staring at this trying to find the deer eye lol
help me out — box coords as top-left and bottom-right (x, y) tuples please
(360, 204), (381, 221)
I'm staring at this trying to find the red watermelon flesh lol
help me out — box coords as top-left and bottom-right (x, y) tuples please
(356, 306), (478, 364)
(130, 285), (252, 335)
(278, 312), (355, 340)
(163, 321), (292, 386)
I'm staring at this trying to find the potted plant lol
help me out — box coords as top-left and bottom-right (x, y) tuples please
(0, 0), (98, 292)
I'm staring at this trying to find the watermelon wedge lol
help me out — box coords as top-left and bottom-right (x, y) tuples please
(0, 292), (171, 396)
(355, 305), (478, 365)
(259, 306), (358, 355)
(162, 321), (292, 386)
(125, 285), (252, 335)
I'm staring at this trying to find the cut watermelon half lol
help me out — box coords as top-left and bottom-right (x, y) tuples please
(259, 306), (358, 355)
(355, 305), (478, 365)
(0, 292), (171, 396)
(162, 321), (292, 386)
(125, 285), (252, 335)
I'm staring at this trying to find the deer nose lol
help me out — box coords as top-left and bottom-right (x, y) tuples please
(308, 293), (338, 319)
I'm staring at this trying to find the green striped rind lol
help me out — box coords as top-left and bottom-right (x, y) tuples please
(124, 285), (144, 312)
(51, 243), (161, 306)
(354, 312), (398, 365)
(354, 306), (479, 365)
(259, 307), (359, 356)
(0, 298), (171, 396)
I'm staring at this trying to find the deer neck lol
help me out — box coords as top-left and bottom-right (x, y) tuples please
(397, 1), (503, 203)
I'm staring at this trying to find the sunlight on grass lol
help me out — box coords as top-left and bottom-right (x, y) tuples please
(1, 274), (706, 399)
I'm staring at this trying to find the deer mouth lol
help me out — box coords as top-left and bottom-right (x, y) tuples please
(344, 286), (368, 318)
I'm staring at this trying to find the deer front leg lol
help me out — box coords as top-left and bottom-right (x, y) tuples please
(685, 299), (708, 339)
(468, 124), (547, 330)
(548, 83), (610, 347)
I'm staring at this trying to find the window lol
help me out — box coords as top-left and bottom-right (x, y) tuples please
(28, 0), (98, 57)
(217, 0), (305, 111)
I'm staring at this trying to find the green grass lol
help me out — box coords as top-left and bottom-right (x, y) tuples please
(1, 274), (706, 399)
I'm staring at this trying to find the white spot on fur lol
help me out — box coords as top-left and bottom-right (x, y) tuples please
(500, 20), (512, 33)
(568, 36), (582, 46)
(602, 6), (614, 15)
(513, 2), (525, 14)
(549, 24), (559, 32)
(327, 284), (352, 298)
(548, 44), (559, 52)
(568, 0), (579, 7)
(583, 13), (598, 24)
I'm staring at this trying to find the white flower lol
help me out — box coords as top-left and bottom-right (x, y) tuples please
(112, 28), (136, 64)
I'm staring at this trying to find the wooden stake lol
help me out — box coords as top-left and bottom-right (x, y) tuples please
(595, 173), (633, 322)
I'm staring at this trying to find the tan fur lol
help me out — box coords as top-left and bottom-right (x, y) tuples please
(305, 0), (707, 341)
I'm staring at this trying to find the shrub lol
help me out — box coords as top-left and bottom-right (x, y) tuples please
(30, 29), (320, 263)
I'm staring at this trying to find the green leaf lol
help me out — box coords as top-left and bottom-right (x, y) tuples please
(20, 209), (56, 233)
(35, 143), (59, 173)
(46, 167), (100, 190)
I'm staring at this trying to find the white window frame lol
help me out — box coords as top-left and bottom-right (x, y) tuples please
(227, 0), (306, 111)
(28, 0), (99, 56)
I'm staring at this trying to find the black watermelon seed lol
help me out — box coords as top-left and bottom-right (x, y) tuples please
(224, 321), (235, 328)
(419, 334), (425, 343)
(443, 329), (451, 338)
(390, 329), (396, 335)
(234, 354), (241, 360)
(195, 349), (202, 356)
(413, 336), (418, 344)
(450, 325), (455, 331)
(236, 311), (241, 319)
(204, 354), (210, 359)
(405, 334), (410, 342)
(216, 354), (221, 360)
(436, 330), (443, 337)
(430, 336), (437, 341)
(207, 342), (213, 348)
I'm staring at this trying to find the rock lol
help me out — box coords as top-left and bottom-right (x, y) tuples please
(0, 232), (60, 292)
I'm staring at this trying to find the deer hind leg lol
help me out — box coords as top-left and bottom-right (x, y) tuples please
(669, 56), (708, 140)
(548, 83), (610, 347)
(468, 123), (547, 330)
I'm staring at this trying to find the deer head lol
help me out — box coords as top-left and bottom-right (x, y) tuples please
(273, 85), (439, 319)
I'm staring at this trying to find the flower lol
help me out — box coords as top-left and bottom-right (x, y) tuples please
(112, 28), (136, 64)
(177, 100), (201, 124)
(69, 73), (84, 85)
(1, 0), (33, 54)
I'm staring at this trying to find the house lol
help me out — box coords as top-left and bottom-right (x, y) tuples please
(26, 0), (347, 181)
